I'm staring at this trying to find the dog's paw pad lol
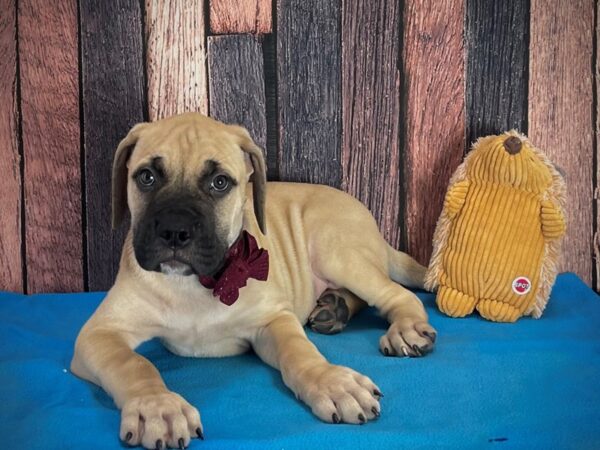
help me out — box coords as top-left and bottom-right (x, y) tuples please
(307, 291), (350, 334)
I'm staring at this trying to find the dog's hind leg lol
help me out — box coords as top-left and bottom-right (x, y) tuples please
(307, 289), (366, 334)
(315, 247), (437, 357)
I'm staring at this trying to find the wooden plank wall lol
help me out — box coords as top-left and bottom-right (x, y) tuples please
(18, 0), (83, 293)
(402, 0), (466, 265)
(529, 0), (594, 285)
(80, 0), (146, 291)
(1, 0), (598, 293)
(0, 0), (21, 292)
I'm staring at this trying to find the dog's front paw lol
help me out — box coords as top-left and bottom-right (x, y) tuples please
(380, 319), (437, 357)
(294, 363), (382, 424)
(120, 391), (203, 449)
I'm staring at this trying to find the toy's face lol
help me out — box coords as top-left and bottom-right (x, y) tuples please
(468, 134), (552, 193)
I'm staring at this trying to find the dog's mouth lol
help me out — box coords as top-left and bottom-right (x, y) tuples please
(159, 259), (196, 277)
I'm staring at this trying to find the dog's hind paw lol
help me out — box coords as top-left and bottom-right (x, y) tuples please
(307, 290), (350, 334)
(379, 320), (437, 357)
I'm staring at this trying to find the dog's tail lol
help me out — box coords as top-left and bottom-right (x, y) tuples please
(386, 245), (427, 289)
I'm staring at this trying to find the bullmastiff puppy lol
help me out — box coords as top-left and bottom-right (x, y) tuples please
(71, 113), (436, 449)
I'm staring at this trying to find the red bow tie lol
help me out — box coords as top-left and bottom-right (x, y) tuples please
(199, 231), (269, 305)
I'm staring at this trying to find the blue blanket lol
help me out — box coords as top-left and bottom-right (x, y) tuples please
(0, 273), (598, 449)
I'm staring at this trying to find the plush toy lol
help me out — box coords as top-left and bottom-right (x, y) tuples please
(425, 131), (566, 322)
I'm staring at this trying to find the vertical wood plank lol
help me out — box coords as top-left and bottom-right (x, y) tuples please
(0, 0), (22, 292)
(403, 0), (466, 265)
(277, 0), (341, 186)
(207, 34), (267, 151)
(146, 0), (208, 121)
(466, 0), (529, 146)
(19, 0), (83, 292)
(210, 0), (272, 34)
(341, 0), (402, 248)
(80, 0), (146, 291)
(596, 1), (600, 292)
(529, 0), (594, 284)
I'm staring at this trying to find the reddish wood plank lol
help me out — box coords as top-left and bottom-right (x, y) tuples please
(341, 0), (402, 248)
(19, 0), (83, 292)
(81, 0), (145, 291)
(0, 0), (22, 292)
(403, 0), (466, 265)
(208, 34), (267, 149)
(210, 0), (272, 34)
(529, 0), (594, 285)
(145, 0), (208, 121)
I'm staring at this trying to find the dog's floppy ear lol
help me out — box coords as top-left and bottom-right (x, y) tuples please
(112, 123), (148, 229)
(229, 125), (267, 235)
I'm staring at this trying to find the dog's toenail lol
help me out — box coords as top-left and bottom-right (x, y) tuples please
(412, 344), (422, 355)
(373, 389), (384, 398)
(124, 431), (132, 442)
(383, 347), (390, 356)
(372, 407), (380, 417)
(332, 412), (340, 424)
(358, 413), (366, 424)
(401, 347), (409, 356)
(178, 437), (185, 449)
(156, 439), (163, 450)
(196, 428), (204, 440)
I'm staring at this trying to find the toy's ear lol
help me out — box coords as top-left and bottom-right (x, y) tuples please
(112, 123), (148, 229)
(228, 125), (267, 235)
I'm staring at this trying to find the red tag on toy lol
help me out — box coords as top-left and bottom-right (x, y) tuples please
(512, 277), (531, 295)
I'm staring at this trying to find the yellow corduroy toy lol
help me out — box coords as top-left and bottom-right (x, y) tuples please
(425, 131), (566, 322)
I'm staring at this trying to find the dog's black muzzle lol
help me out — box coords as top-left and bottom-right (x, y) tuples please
(133, 200), (226, 276)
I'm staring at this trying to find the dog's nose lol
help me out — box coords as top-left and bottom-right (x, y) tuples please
(156, 213), (194, 250)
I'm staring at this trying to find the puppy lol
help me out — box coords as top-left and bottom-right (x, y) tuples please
(71, 113), (436, 449)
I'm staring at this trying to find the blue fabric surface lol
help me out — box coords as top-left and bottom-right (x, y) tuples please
(0, 272), (599, 449)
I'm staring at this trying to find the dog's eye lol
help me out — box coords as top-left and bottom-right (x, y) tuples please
(211, 175), (230, 192)
(136, 169), (156, 190)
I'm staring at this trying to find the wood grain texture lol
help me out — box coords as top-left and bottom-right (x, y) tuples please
(596, 3), (600, 292)
(529, 0), (594, 285)
(146, 0), (208, 121)
(341, 0), (401, 248)
(466, 0), (529, 147)
(80, 0), (145, 291)
(277, 0), (341, 186)
(210, 0), (272, 34)
(19, 0), (82, 292)
(403, 0), (466, 265)
(0, 0), (22, 292)
(208, 35), (267, 151)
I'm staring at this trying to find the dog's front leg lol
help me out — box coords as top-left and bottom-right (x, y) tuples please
(253, 311), (382, 424)
(71, 328), (203, 449)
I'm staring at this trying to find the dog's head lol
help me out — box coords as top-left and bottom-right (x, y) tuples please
(112, 113), (266, 277)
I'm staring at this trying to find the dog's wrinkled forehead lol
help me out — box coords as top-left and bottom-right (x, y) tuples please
(129, 113), (247, 182)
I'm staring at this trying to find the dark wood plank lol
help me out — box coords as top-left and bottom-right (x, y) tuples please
(277, 0), (341, 186)
(210, 0), (272, 34)
(207, 34), (267, 152)
(80, 0), (145, 291)
(597, 2), (600, 292)
(341, 0), (402, 248)
(0, 0), (22, 292)
(263, 33), (279, 180)
(402, 0), (466, 265)
(529, 0), (593, 285)
(145, 0), (208, 121)
(466, 0), (529, 146)
(19, 0), (83, 292)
